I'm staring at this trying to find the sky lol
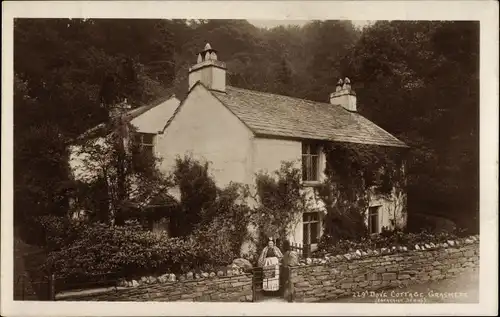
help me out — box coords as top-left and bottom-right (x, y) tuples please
(249, 20), (372, 29)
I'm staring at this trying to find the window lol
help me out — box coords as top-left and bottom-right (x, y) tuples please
(137, 133), (155, 161)
(302, 142), (320, 182)
(368, 206), (380, 234)
(303, 212), (320, 244)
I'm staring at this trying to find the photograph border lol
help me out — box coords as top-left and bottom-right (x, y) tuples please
(2, 1), (498, 316)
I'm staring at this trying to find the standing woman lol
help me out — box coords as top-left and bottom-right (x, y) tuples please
(258, 237), (283, 292)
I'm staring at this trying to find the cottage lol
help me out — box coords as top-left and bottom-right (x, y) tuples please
(155, 43), (408, 251)
(70, 42), (408, 251)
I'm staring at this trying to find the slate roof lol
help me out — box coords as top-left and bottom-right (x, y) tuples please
(211, 86), (407, 148)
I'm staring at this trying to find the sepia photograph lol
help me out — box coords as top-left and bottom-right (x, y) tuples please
(1, 1), (498, 316)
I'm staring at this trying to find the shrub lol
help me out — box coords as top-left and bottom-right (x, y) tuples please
(173, 155), (218, 236)
(43, 156), (254, 284)
(35, 215), (87, 251)
(316, 229), (460, 257)
(253, 161), (306, 249)
(44, 220), (240, 282)
(188, 218), (238, 271)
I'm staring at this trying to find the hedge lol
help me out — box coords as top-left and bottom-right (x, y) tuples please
(43, 220), (238, 284)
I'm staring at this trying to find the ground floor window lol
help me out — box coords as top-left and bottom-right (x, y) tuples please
(368, 206), (380, 234)
(303, 212), (320, 244)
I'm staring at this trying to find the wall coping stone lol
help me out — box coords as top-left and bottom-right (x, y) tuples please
(290, 235), (479, 268)
(56, 272), (253, 300)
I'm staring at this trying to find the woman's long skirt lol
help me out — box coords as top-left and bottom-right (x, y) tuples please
(262, 257), (280, 291)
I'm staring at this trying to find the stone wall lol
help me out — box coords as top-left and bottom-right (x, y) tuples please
(288, 240), (479, 302)
(56, 273), (253, 302)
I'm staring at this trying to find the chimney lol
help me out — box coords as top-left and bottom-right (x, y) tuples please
(108, 98), (131, 119)
(329, 77), (357, 112)
(188, 43), (227, 92)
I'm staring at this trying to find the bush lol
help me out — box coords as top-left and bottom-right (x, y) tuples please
(316, 229), (460, 257)
(44, 220), (240, 281)
(253, 161), (306, 249)
(188, 218), (238, 271)
(43, 157), (254, 283)
(35, 215), (87, 251)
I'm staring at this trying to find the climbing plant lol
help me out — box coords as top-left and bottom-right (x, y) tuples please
(317, 142), (407, 242)
(252, 161), (308, 249)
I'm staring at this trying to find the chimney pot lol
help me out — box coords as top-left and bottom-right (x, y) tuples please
(336, 78), (344, 92)
(188, 43), (226, 92)
(343, 77), (351, 90)
(330, 77), (356, 111)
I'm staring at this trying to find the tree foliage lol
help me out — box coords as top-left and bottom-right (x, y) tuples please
(343, 21), (479, 232)
(253, 161), (308, 248)
(70, 123), (173, 224)
(171, 156), (253, 250)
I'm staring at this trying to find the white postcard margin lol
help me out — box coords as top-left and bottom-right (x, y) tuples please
(1, 1), (498, 316)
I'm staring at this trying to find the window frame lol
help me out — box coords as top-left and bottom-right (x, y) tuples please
(303, 211), (320, 245)
(367, 206), (380, 235)
(137, 132), (155, 160)
(302, 142), (321, 184)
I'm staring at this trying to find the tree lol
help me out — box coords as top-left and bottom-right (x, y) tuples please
(69, 123), (173, 224)
(171, 156), (218, 236)
(274, 57), (292, 95)
(14, 18), (176, 230)
(342, 21), (479, 232)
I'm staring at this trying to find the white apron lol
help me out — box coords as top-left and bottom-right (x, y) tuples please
(262, 256), (280, 291)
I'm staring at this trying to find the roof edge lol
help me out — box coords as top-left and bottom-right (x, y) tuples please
(254, 133), (409, 149)
(159, 81), (204, 134)
(69, 94), (179, 146)
(160, 81), (257, 136)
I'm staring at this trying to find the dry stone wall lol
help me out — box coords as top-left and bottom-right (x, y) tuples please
(56, 273), (253, 302)
(55, 236), (479, 303)
(288, 238), (479, 302)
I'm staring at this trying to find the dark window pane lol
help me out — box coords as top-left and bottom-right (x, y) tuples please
(311, 155), (319, 181)
(310, 143), (319, 154)
(302, 155), (308, 180)
(311, 212), (318, 221)
(142, 133), (154, 144)
(134, 134), (141, 144)
(302, 143), (308, 154)
(143, 145), (154, 161)
(303, 223), (310, 244)
(368, 208), (379, 234)
(311, 223), (318, 243)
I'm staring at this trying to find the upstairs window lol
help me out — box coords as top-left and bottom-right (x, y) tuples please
(137, 133), (155, 161)
(302, 142), (320, 182)
(368, 206), (380, 234)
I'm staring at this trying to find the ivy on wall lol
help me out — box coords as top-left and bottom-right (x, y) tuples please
(317, 142), (408, 242)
